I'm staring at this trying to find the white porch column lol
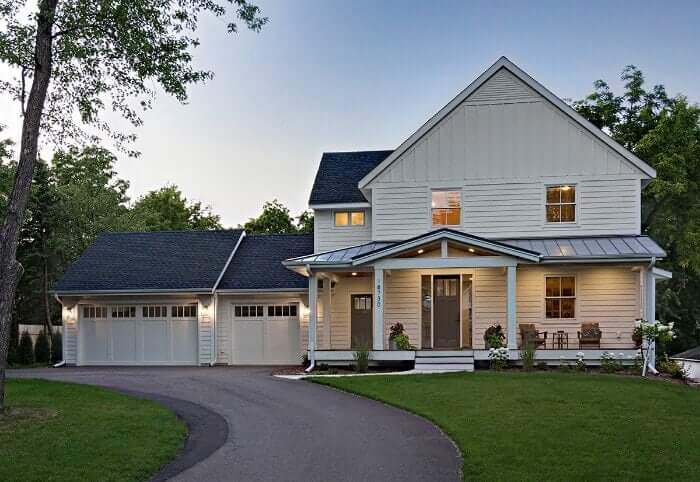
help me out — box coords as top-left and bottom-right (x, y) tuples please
(322, 278), (332, 349)
(373, 268), (384, 350)
(644, 268), (657, 371)
(308, 272), (318, 363)
(506, 265), (517, 350)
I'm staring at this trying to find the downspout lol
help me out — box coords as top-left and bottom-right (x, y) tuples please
(53, 294), (66, 367)
(305, 264), (315, 373)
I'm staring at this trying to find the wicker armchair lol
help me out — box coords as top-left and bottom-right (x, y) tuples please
(578, 322), (602, 349)
(520, 324), (547, 348)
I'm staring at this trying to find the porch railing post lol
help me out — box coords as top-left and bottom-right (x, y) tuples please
(373, 268), (384, 350)
(507, 265), (517, 350)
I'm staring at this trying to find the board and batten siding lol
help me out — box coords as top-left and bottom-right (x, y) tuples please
(314, 208), (372, 252)
(366, 67), (644, 241)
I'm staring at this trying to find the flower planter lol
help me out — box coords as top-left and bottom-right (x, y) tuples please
(389, 339), (398, 350)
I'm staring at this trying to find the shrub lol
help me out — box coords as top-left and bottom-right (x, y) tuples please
(574, 352), (586, 372)
(51, 331), (63, 364)
(520, 341), (536, 371)
(659, 355), (688, 380)
(353, 348), (370, 373)
(389, 322), (405, 340)
(600, 352), (623, 373)
(484, 324), (505, 348)
(558, 357), (571, 372)
(488, 347), (509, 370)
(17, 331), (35, 365)
(34, 330), (51, 364)
(394, 334), (414, 350)
(7, 319), (19, 366)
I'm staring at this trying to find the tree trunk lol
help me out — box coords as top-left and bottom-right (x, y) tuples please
(0, 0), (58, 411)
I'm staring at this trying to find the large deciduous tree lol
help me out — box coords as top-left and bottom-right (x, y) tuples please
(131, 185), (222, 231)
(573, 67), (700, 352)
(243, 199), (314, 235)
(0, 0), (266, 409)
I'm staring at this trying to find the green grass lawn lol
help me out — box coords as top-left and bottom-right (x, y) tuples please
(0, 379), (186, 482)
(312, 372), (700, 481)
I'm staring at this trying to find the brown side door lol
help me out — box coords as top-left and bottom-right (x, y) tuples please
(351, 294), (373, 349)
(433, 276), (460, 348)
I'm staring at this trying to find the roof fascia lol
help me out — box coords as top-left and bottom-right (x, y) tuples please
(51, 289), (212, 296)
(309, 202), (371, 210)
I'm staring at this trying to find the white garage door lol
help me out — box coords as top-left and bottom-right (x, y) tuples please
(79, 304), (198, 365)
(232, 303), (300, 365)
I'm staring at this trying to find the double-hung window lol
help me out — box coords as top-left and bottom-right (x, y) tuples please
(545, 276), (576, 319)
(546, 185), (576, 223)
(431, 190), (461, 226)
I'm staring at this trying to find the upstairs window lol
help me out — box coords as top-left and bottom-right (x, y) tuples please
(335, 211), (365, 226)
(546, 185), (576, 223)
(431, 190), (461, 226)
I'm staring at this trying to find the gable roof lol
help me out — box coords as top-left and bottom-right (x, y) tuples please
(217, 234), (314, 291)
(358, 56), (656, 188)
(54, 230), (244, 294)
(672, 347), (700, 361)
(308, 150), (393, 206)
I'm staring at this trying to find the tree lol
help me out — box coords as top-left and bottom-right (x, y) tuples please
(243, 200), (313, 234)
(16, 331), (33, 366)
(34, 329), (50, 364)
(573, 67), (700, 352)
(131, 185), (222, 231)
(0, 0), (267, 408)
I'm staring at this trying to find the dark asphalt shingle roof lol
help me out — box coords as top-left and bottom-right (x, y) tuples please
(308, 150), (393, 205)
(218, 234), (314, 290)
(54, 230), (243, 293)
(673, 347), (700, 361)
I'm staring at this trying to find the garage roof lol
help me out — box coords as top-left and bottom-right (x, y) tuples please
(54, 230), (244, 294)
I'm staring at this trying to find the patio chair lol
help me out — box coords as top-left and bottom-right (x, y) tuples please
(520, 324), (547, 348)
(578, 322), (602, 349)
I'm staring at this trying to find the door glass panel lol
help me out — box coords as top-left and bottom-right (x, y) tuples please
(421, 275), (432, 349)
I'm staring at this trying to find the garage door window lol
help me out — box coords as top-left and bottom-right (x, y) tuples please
(112, 306), (136, 318)
(83, 305), (107, 319)
(143, 306), (168, 318)
(172, 304), (198, 318)
(267, 304), (297, 318)
(234, 305), (264, 318)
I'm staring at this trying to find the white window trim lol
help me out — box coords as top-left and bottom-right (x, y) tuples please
(544, 183), (579, 226)
(430, 188), (462, 228)
(333, 210), (366, 228)
(543, 274), (577, 320)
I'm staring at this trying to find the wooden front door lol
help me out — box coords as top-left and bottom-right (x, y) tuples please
(433, 276), (460, 348)
(351, 294), (373, 349)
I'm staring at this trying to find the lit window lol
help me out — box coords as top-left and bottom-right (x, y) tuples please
(335, 211), (365, 226)
(83, 305), (107, 319)
(172, 304), (198, 318)
(546, 185), (576, 223)
(431, 191), (461, 226)
(545, 276), (575, 319)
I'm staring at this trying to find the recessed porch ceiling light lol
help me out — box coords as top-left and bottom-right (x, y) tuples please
(417, 249), (424, 254)
(351, 272), (358, 276)
(468, 248), (475, 253)
(561, 185), (571, 191)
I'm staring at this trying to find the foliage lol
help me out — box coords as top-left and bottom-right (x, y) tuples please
(33, 330), (50, 364)
(520, 341), (535, 371)
(573, 68), (700, 353)
(243, 199), (313, 234)
(658, 355), (688, 380)
(484, 324), (505, 348)
(50, 331), (62, 364)
(600, 352), (623, 373)
(574, 352), (587, 372)
(558, 357), (571, 372)
(393, 334), (413, 351)
(16, 330), (33, 365)
(6, 316), (18, 366)
(313, 372), (700, 481)
(2, 379), (186, 481)
(131, 185), (222, 231)
(488, 347), (509, 370)
(353, 348), (370, 373)
(389, 322), (405, 340)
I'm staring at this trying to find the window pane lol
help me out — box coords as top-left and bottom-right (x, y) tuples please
(235, 306), (241, 317)
(560, 186), (575, 203)
(546, 187), (561, 203)
(561, 277), (576, 297)
(257, 306), (263, 317)
(444, 208), (460, 225)
(431, 191), (447, 208)
(242, 306), (249, 317)
(561, 204), (575, 222)
(432, 209), (444, 225)
(546, 205), (561, 222)
(290, 305), (297, 317)
(546, 298), (561, 318)
(283, 305), (290, 316)
(561, 298), (575, 318)
(334, 212), (349, 226)
(350, 212), (364, 225)
(545, 277), (561, 297)
(130, 307), (136, 317)
(275, 306), (283, 316)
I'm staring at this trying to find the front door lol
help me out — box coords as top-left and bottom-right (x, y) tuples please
(434, 276), (460, 348)
(351, 294), (373, 349)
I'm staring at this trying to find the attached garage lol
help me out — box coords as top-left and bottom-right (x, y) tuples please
(230, 303), (301, 365)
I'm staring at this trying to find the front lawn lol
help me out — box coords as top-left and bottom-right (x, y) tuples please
(0, 379), (186, 482)
(313, 372), (700, 481)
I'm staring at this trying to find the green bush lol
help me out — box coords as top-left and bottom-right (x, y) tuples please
(520, 342), (536, 371)
(659, 355), (688, 380)
(17, 331), (35, 365)
(353, 348), (370, 373)
(51, 331), (63, 364)
(7, 320), (19, 366)
(34, 330), (51, 364)
(394, 333), (414, 350)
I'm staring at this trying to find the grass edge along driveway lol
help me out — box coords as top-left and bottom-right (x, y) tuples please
(312, 372), (700, 482)
(1, 379), (186, 482)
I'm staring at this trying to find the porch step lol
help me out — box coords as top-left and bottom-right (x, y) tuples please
(414, 350), (474, 372)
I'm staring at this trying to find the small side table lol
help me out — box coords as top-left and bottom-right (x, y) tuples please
(552, 331), (568, 349)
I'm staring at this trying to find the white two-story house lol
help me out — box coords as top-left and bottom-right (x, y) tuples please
(55, 57), (669, 370)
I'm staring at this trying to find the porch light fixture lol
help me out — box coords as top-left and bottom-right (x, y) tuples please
(351, 272), (358, 276)
(561, 185), (571, 191)
(417, 249), (425, 254)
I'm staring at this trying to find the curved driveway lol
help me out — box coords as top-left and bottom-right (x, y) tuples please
(10, 367), (461, 481)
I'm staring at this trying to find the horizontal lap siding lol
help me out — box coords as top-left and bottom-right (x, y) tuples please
(384, 270), (420, 348)
(473, 268), (507, 348)
(62, 306), (78, 364)
(328, 277), (372, 350)
(315, 209), (372, 252)
(373, 186), (429, 240)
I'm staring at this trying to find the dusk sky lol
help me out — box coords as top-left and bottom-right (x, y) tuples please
(2, 0), (699, 227)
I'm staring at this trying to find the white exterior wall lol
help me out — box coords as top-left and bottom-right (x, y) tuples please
(62, 305), (78, 364)
(366, 68), (645, 241)
(314, 208), (372, 252)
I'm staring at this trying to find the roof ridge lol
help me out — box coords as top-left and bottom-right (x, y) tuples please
(322, 149), (394, 155)
(97, 228), (244, 236)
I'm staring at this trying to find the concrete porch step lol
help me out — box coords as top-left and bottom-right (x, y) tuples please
(415, 350), (474, 358)
(414, 356), (474, 364)
(414, 363), (474, 372)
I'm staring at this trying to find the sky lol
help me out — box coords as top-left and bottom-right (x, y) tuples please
(1, 0), (699, 227)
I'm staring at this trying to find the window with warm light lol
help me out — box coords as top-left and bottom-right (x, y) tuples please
(431, 190), (461, 226)
(545, 276), (576, 319)
(546, 185), (576, 223)
(334, 211), (365, 226)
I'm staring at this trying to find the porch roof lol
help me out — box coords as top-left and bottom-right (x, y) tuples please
(283, 231), (666, 268)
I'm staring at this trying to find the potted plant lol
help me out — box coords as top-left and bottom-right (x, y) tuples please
(389, 322), (405, 350)
(632, 319), (643, 348)
(484, 323), (505, 348)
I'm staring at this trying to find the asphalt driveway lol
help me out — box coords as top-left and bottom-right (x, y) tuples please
(9, 367), (461, 481)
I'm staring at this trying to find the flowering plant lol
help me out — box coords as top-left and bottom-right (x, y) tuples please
(600, 352), (623, 373)
(634, 319), (675, 344)
(574, 351), (586, 372)
(488, 346), (509, 370)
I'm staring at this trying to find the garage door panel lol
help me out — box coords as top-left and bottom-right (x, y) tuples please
(231, 303), (301, 365)
(111, 320), (137, 362)
(83, 320), (109, 362)
(233, 320), (265, 364)
(172, 320), (198, 362)
(143, 320), (169, 362)
(264, 320), (300, 364)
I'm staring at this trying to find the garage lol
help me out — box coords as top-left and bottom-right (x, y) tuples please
(231, 302), (301, 365)
(79, 303), (199, 365)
